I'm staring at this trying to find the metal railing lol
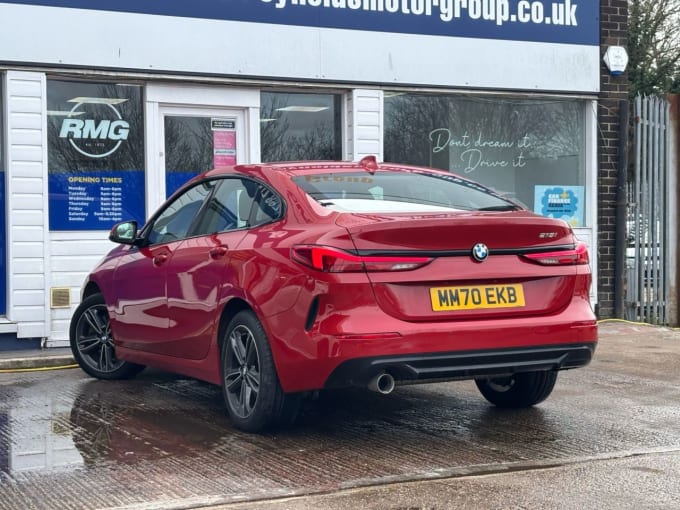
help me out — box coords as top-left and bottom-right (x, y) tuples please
(625, 96), (671, 325)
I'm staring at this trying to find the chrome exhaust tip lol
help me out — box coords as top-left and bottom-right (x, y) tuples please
(368, 372), (396, 394)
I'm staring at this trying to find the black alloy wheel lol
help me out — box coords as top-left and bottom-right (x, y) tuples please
(475, 370), (558, 408)
(69, 293), (144, 380)
(221, 310), (301, 432)
(224, 322), (262, 420)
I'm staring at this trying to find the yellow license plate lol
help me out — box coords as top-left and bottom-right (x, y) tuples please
(430, 284), (525, 311)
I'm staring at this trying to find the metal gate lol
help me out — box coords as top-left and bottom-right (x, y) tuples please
(625, 96), (671, 324)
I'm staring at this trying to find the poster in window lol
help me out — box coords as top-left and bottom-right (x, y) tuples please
(534, 185), (584, 227)
(212, 118), (237, 167)
(47, 80), (145, 231)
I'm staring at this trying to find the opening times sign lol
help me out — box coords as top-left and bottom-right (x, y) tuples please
(49, 171), (145, 230)
(47, 80), (145, 231)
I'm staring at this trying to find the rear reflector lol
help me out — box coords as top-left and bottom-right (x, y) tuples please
(291, 245), (433, 273)
(522, 242), (589, 266)
(335, 332), (403, 340)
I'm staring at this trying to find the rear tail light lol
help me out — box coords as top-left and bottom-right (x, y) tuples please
(291, 245), (433, 273)
(522, 242), (589, 266)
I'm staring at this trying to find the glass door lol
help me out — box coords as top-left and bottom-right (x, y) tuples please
(160, 106), (246, 197)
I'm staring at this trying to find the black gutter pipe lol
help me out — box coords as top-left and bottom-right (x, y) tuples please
(614, 99), (630, 318)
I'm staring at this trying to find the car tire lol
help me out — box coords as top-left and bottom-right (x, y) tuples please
(69, 293), (145, 380)
(475, 370), (558, 408)
(221, 310), (302, 433)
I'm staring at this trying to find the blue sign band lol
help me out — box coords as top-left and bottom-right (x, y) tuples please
(3, 0), (598, 45)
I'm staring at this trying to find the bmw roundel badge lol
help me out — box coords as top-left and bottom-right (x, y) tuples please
(472, 243), (489, 262)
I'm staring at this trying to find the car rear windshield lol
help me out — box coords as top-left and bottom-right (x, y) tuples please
(292, 171), (519, 213)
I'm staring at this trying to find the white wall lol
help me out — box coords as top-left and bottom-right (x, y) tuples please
(48, 233), (112, 346)
(5, 71), (49, 339)
(346, 89), (383, 161)
(4, 72), (106, 346)
(0, 3), (600, 93)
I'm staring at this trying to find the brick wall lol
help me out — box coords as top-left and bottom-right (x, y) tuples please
(598, 0), (629, 318)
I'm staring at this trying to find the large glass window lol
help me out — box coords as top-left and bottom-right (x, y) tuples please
(47, 79), (145, 230)
(384, 94), (587, 227)
(0, 77), (6, 315)
(260, 92), (342, 162)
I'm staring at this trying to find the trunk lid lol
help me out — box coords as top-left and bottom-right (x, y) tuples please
(336, 211), (583, 321)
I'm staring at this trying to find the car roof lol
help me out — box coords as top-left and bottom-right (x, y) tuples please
(202, 156), (452, 181)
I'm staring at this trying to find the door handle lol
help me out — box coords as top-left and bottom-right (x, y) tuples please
(153, 253), (169, 265)
(209, 246), (228, 259)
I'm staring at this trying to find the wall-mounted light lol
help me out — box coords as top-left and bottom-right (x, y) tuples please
(603, 46), (629, 76)
(275, 106), (328, 113)
(67, 97), (129, 105)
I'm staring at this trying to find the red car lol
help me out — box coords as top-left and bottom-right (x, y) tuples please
(70, 156), (597, 432)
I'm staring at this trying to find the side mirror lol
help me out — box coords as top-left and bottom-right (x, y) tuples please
(109, 221), (139, 245)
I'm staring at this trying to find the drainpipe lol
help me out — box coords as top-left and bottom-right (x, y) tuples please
(614, 99), (630, 318)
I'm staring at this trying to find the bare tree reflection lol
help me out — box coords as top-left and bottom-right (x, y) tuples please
(164, 117), (213, 173)
(260, 92), (341, 162)
(384, 94), (585, 207)
(47, 83), (145, 173)
(386, 95), (582, 163)
(384, 95), (453, 166)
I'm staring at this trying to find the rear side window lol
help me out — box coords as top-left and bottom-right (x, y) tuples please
(292, 171), (519, 213)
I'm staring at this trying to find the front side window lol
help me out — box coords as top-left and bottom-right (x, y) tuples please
(260, 92), (342, 162)
(147, 182), (214, 245)
(47, 79), (145, 230)
(384, 94), (587, 227)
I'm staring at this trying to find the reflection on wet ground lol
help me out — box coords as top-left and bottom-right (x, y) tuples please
(2, 324), (680, 509)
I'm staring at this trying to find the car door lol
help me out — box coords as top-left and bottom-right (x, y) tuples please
(163, 178), (254, 359)
(110, 181), (214, 352)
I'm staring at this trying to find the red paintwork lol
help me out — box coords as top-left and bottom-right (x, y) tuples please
(83, 161), (598, 393)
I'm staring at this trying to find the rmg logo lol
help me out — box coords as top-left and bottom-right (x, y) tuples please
(59, 101), (130, 159)
(59, 119), (130, 141)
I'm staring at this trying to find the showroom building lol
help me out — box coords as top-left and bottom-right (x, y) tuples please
(0, 0), (626, 347)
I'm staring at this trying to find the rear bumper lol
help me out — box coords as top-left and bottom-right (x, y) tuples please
(324, 342), (596, 389)
(267, 293), (597, 392)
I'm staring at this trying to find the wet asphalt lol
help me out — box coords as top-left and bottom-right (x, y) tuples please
(1, 321), (679, 509)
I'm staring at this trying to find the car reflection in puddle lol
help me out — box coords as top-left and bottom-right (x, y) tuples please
(70, 378), (235, 467)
